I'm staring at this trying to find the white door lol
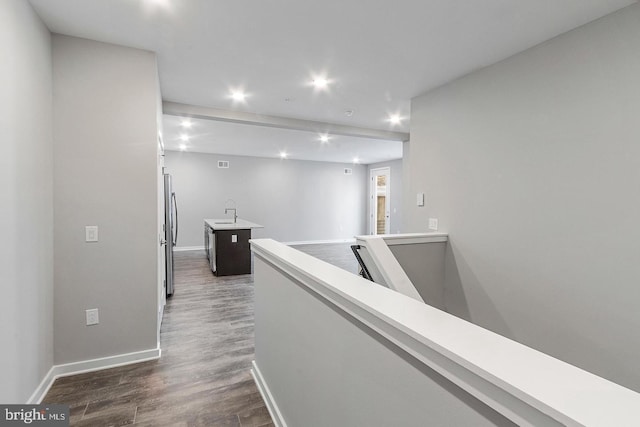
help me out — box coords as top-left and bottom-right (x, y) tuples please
(370, 167), (391, 235)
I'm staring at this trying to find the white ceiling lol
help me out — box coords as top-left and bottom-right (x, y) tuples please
(29, 0), (635, 162)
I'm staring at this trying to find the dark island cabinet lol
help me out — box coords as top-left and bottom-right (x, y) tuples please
(213, 229), (252, 276)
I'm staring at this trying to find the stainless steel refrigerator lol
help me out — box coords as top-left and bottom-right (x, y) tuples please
(164, 173), (178, 297)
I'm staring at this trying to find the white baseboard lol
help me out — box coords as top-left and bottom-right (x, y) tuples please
(251, 360), (287, 427)
(28, 366), (57, 405)
(173, 246), (204, 252)
(283, 238), (356, 246)
(176, 240), (356, 250)
(29, 347), (161, 404)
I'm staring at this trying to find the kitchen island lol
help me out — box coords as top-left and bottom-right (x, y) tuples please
(204, 219), (263, 276)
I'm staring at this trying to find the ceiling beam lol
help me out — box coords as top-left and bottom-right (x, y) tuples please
(163, 101), (409, 142)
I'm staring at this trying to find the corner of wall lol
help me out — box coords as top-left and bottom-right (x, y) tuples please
(0, 0), (55, 403)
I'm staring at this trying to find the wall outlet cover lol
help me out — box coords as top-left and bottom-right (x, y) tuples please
(85, 226), (98, 242)
(86, 308), (99, 326)
(428, 218), (438, 231)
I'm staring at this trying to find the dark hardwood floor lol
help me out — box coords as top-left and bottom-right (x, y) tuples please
(43, 250), (273, 427)
(290, 242), (359, 275)
(42, 242), (359, 426)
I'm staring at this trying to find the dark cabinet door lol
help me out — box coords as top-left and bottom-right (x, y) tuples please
(214, 229), (252, 276)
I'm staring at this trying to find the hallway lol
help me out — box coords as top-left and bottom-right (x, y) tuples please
(44, 250), (273, 426)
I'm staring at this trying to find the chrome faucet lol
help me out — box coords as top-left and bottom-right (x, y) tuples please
(225, 208), (237, 223)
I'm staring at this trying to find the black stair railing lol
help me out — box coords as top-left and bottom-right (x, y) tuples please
(351, 245), (374, 282)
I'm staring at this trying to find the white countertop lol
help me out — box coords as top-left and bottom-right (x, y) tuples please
(205, 218), (263, 231)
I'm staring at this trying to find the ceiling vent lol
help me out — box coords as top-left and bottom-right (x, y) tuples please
(218, 160), (230, 169)
(344, 168), (353, 175)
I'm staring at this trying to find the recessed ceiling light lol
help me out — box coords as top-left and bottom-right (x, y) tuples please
(353, 157), (360, 164)
(230, 91), (247, 102)
(179, 144), (187, 151)
(319, 134), (330, 143)
(313, 78), (328, 88)
(180, 119), (192, 128)
(280, 151), (288, 159)
(311, 76), (330, 90)
(388, 114), (402, 125)
(180, 134), (189, 142)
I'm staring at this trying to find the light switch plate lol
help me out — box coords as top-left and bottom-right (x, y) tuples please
(417, 193), (425, 207)
(231, 234), (238, 243)
(428, 218), (438, 231)
(85, 226), (98, 242)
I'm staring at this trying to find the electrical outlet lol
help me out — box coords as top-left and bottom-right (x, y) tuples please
(428, 218), (438, 231)
(231, 234), (238, 243)
(86, 308), (99, 326)
(85, 226), (98, 242)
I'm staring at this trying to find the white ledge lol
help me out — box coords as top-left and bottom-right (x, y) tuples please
(250, 238), (640, 427)
(356, 232), (448, 245)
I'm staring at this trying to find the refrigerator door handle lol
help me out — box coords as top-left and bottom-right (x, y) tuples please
(172, 192), (178, 246)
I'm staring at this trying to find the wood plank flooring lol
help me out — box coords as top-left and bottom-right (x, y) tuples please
(43, 250), (273, 427)
(42, 243), (359, 426)
(290, 242), (359, 275)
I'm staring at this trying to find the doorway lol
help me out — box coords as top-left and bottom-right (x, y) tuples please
(370, 167), (391, 235)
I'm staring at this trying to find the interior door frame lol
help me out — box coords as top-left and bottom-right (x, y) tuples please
(369, 167), (391, 235)
(157, 136), (166, 344)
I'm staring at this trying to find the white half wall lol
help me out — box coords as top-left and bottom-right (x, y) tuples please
(53, 36), (160, 364)
(407, 4), (640, 392)
(252, 249), (514, 427)
(164, 151), (367, 247)
(0, 0), (54, 403)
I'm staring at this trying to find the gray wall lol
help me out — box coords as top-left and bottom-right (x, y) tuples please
(368, 159), (403, 234)
(165, 151), (367, 247)
(389, 243), (446, 310)
(0, 0), (53, 403)
(53, 36), (160, 363)
(407, 4), (640, 391)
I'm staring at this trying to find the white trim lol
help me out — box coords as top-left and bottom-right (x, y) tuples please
(283, 238), (356, 246)
(28, 347), (161, 404)
(251, 360), (287, 427)
(369, 167), (391, 235)
(28, 366), (56, 405)
(173, 245), (204, 252)
(177, 239), (358, 251)
(250, 239), (640, 426)
(356, 232), (448, 246)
